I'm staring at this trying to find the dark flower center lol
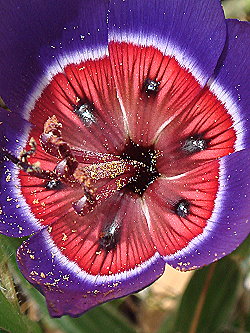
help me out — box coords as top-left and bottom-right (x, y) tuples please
(121, 140), (160, 196)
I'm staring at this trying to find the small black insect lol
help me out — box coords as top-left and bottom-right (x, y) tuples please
(45, 179), (63, 190)
(99, 221), (121, 251)
(144, 78), (160, 94)
(174, 199), (190, 218)
(182, 135), (207, 154)
(74, 103), (96, 126)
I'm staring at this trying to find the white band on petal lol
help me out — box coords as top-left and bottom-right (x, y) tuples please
(41, 229), (161, 284)
(23, 46), (108, 122)
(209, 80), (245, 151)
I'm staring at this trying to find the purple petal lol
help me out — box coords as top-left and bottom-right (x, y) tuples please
(0, 109), (31, 154)
(0, 0), (108, 117)
(17, 228), (165, 317)
(164, 149), (250, 270)
(210, 20), (250, 152)
(108, 0), (226, 86)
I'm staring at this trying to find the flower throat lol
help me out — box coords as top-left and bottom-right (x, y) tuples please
(121, 140), (160, 196)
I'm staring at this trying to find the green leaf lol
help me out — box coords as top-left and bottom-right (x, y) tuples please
(223, 0), (250, 20)
(0, 236), (42, 333)
(160, 257), (241, 333)
(0, 290), (27, 333)
(0, 285), (42, 333)
(0, 249), (19, 308)
(47, 305), (136, 333)
(156, 310), (177, 333)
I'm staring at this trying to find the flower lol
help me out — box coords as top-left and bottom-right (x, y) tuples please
(0, 0), (249, 317)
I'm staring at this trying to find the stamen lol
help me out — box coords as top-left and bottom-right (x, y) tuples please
(82, 160), (140, 181)
(40, 116), (140, 216)
(73, 163), (138, 216)
(40, 116), (79, 181)
(6, 115), (161, 220)
(73, 195), (95, 216)
(72, 148), (121, 164)
(20, 137), (37, 163)
(55, 157), (78, 179)
(2, 147), (55, 180)
(174, 199), (190, 218)
(40, 116), (71, 158)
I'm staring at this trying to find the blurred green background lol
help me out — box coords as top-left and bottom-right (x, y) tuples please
(0, 1), (250, 333)
(223, 0), (250, 20)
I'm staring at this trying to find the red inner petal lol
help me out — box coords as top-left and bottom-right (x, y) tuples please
(144, 161), (220, 256)
(19, 169), (83, 227)
(48, 193), (156, 275)
(155, 87), (236, 176)
(108, 42), (202, 145)
(27, 56), (127, 155)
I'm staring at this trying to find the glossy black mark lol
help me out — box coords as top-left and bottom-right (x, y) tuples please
(99, 221), (121, 251)
(182, 135), (207, 154)
(174, 199), (190, 218)
(74, 103), (95, 126)
(45, 179), (63, 190)
(144, 79), (160, 94)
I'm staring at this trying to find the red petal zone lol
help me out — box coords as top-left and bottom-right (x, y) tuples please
(47, 192), (156, 275)
(19, 168), (84, 227)
(108, 42), (202, 145)
(143, 161), (220, 256)
(155, 86), (236, 176)
(26, 55), (127, 156)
